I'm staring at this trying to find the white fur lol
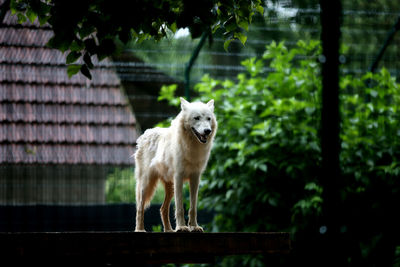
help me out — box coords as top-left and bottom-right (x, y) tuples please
(134, 97), (217, 232)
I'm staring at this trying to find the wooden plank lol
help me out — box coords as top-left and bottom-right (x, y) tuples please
(0, 232), (290, 265)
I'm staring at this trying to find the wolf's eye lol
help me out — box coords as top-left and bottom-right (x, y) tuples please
(194, 116), (200, 120)
(207, 117), (211, 121)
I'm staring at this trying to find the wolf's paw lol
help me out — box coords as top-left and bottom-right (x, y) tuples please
(189, 225), (204, 233)
(135, 229), (146, 232)
(175, 226), (190, 232)
(164, 229), (174, 233)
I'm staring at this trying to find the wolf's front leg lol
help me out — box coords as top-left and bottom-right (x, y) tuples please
(174, 173), (190, 232)
(188, 174), (203, 232)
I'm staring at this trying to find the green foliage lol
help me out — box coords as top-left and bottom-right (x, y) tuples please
(158, 84), (180, 107)
(151, 224), (163, 232)
(9, 0), (264, 78)
(106, 168), (136, 203)
(196, 40), (323, 238)
(340, 69), (400, 181)
(159, 40), (400, 266)
(106, 168), (165, 204)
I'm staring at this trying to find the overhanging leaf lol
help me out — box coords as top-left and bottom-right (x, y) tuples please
(238, 20), (249, 31)
(224, 17), (237, 32)
(234, 32), (247, 46)
(169, 22), (177, 33)
(70, 40), (84, 52)
(66, 51), (81, 64)
(83, 52), (94, 69)
(80, 64), (92, 80)
(255, 5), (264, 15)
(26, 9), (37, 23)
(223, 38), (233, 52)
(17, 13), (27, 23)
(67, 64), (81, 78)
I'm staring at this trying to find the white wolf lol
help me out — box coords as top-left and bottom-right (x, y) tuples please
(134, 97), (217, 232)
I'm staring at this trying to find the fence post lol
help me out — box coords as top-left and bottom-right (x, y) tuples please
(319, 0), (344, 265)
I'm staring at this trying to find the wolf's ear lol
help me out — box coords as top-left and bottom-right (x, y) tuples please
(207, 99), (214, 112)
(180, 97), (189, 111)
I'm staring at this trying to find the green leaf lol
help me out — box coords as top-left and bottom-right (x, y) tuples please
(238, 20), (249, 31)
(26, 9), (37, 23)
(223, 16), (237, 32)
(369, 89), (378, 98)
(255, 5), (264, 15)
(158, 84), (179, 106)
(223, 38), (233, 52)
(169, 22), (177, 33)
(84, 38), (97, 55)
(83, 52), (94, 69)
(268, 197), (278, 207)
(70, 40), (84, 52)
(226, 189), (234, 200)
(79, 25), (95, 39)
(259, 164), (268, 172)
(305, 107), (316, 115)
(38, 15), (49, 25)
(47, 35), (71, 53)
(66, 51), (81, 64)
(234, 32), (247, 46)
(38, 2), (51, 15)
(136, 33), (150, 43)
(80, 64), (92, 80)
(67, 64), (81, 78)
(10, 0), (17, 14)
(17, 13), (27, 23)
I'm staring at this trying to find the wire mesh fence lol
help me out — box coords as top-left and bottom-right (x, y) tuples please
(1, 0), (400, 236)
(122, 0), (400, 86)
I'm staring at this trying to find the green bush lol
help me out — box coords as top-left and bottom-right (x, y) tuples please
(159, 40), (400, 266)
(106, 167), (166, 204)
(106, 168), (136, 203)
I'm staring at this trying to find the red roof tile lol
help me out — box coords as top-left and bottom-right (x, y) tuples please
(0, 103), (135, 126)
(0, 123), (137, 144)
(0, 47), (66, 65)
(0, 84), (127, 105)
(0, 65), (120, 86)
(0, 27), (52, 47)
(0, 11), (138, 165)
(0, 144), (135, 165)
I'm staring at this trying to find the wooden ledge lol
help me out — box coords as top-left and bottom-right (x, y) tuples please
(0, 232), (290, 265)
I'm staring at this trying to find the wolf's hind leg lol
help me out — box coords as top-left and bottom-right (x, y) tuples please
(135, 172), (158, 232)
(160, 181), (174, 232)
(135, 178), (146, 232)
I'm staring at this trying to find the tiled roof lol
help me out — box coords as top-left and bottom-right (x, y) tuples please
(0, 84), (127, 105)
(1, 144), (134, 164)
(0, 64), (120, 85)
(0, 27), (51, 47)
(0, 123), (137, 144)
(0, 103), (135, 124)
(0, 11), (137, 165)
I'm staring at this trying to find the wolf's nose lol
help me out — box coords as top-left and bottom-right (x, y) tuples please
(204, 129), (212, 136)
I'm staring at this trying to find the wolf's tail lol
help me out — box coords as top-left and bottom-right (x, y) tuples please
(135, 166), (158, 210)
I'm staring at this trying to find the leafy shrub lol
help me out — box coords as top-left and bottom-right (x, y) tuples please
(106, 168), (136, 203)
(106, 168), (166, 204)
(158, 40), (400, 266)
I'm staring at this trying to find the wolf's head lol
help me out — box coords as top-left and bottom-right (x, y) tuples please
(180, 97), (217, 144)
